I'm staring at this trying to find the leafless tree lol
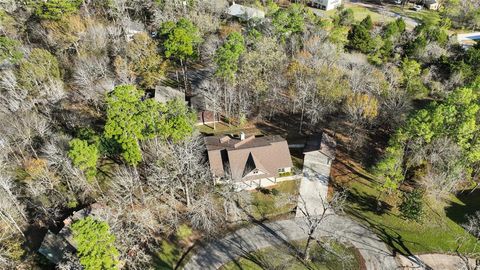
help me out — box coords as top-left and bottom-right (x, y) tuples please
(456, 211), (480, 270)
(296, 191), (347, 261)
(72, 55), (114, 106)
(143, 135), (213, 207)
(188, 193), (223, 234)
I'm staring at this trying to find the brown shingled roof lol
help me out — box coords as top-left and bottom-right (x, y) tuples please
(205, 135), (293, 182)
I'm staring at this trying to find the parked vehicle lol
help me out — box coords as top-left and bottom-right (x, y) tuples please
(413, 4), (423, 11)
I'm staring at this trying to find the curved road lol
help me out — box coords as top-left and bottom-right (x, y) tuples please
(183, 215), (398, 270)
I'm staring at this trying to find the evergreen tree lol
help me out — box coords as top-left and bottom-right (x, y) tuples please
(32, 0), (82, 21)
(359, 15), (373, 30)
(72, 217), (119, 270)
(68, 138), (99, 181)
(214, 32), (245, 82)
(348, 24), (374, 53)
(104, 85), (160, 166)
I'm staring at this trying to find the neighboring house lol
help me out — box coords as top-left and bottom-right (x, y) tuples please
(457, 32), (480, 49)
(154, 85), (185, 103)
(310, 0), (342, 11)
(424, 0), (439, 10)
(38, 204), (105, 264)
(205, 133), (293, 190)
(227, 3), (265, 20)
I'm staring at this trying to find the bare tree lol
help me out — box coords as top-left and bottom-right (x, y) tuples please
(296, 191), (347, 261)
(457, 211), (480, 270)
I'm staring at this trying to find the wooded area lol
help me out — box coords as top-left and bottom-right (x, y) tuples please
(1, 0), (480, 269)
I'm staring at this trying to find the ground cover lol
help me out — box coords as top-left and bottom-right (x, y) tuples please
(220, 239), (361, 270)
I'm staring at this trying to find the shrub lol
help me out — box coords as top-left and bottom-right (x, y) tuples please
(176, 224), (193, 241)
(399, 189), (424, 221)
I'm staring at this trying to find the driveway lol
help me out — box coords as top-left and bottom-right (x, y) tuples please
(183, 215), (398, 270)
(296, 150), (331, 217)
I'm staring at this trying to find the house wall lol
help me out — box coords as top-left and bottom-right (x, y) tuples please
(427, 3), (439, 10)
(310, 0), (342, 11)
(234, 175), (299, 191)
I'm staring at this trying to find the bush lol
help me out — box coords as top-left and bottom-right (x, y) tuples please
(33, 0), (82, 21)
(271, 188), (280, 196)
(176, 224), (193, 241)
(399, 189), (424, 221)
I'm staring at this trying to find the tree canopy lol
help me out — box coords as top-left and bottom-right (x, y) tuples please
(72, 217), (119, 270)
(215, 32), (245, 82)
(161, 18), (202, 62)
(68, 138), (99, 181)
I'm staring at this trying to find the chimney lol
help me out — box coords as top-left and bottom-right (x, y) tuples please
(240, 132), (245, 141)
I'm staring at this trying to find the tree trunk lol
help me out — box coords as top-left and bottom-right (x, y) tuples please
(299, 97), (305, 133)
(303, 235), (313, 261)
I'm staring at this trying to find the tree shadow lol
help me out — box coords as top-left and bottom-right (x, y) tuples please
(446, 189), (480, 225)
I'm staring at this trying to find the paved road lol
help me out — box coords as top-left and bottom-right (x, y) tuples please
(183, 215), (398, 270)
(296, 151), (331, 217)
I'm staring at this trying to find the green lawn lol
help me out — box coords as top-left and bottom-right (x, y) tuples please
(333, 159), (480, 255)
(248, 180), (300, 220)
(220, 239), (361, 270)
(390, 6), (441, 25)
(323, 3), (394, 24)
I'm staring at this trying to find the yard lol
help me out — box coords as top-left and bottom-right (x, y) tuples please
(220, 239), (362, 270)
(321, 3), (395, 24)
(332, 151), (480, 255)
(247, 180), (300, 220)
(389, 5), (441, 25)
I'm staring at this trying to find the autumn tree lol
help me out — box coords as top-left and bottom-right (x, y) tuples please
(17, 48), (64, 104)
(127, 32), (166, 89)
(0, 37), (23, 65)
(344, 92), (379, 126)
(72, 217), (119, 270)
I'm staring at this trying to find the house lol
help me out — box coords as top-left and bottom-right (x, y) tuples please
(310, 0), (342, 11)
(153, 85), (185, 103)
(227, 3), (265, 20)
(424, 0), (439, 10)
(38, 204), (105, 264)
(205, 133), (293, 190)
(457, 32), (480, 50)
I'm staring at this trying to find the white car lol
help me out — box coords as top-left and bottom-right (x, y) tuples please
(393, 0), (402, 4)
(413, 4), (423, 11)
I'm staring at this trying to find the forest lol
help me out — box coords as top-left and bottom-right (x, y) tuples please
(1, 0), (480, 269)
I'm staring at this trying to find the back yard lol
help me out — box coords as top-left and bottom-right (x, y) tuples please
(332, 147), (480, 255)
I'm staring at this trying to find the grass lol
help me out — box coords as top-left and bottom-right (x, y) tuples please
(248, 180), (300, 220)
(390, 6), (440, 25)
(332, 157), (480, 255)
(220, 239), (361, 270)
(323, 3), (394, 24)
(153, 225), (196, 269)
